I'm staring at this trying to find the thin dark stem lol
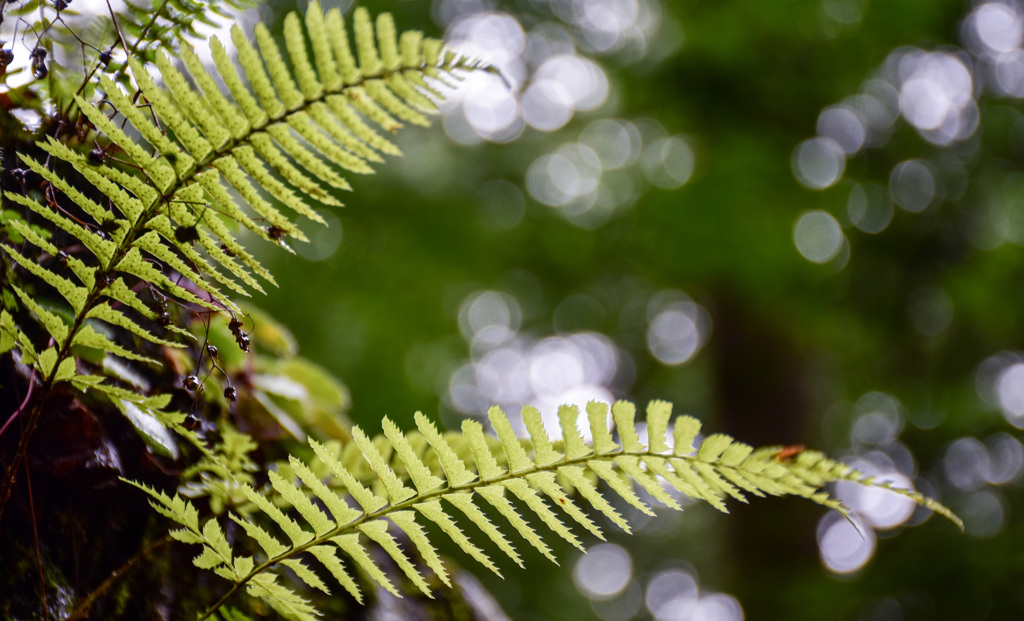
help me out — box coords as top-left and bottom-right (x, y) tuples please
(104, 0), (131, 68)
(25, 460), (50, 621)
(61, 0), (173, 121)
(0, 370), (36, 439)
(65, 535), (171, 621)
(0, 377), (53, 532)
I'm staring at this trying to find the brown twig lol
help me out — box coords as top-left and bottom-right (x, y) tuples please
(65, 535), (172, 621)
(25, 460), (50, 621)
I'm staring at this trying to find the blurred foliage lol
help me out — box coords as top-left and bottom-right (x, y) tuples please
(241, 0), (1024, 619)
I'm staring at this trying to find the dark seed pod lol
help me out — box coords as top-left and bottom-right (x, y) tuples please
(55, 0), (69, 10)
(174, 225), (199, 244)
(183, 375), (200, 391)
(99, 50), (112, 68)
(266, 225), (286, 241)
(223, 386), (237, 401)
(55, 250), (69, 265)
(30, 48), (47, 80)
(219, 243), (235, 257)
(183, 413), (200, 430)
(11, 168), (27, 184)
(0, 48), (13, 68)
(229, 318), (243, 335)
(206, 344), (218, 358)
(88, 147), (107, 165)
(237, 334), (250, 353)
(157, 311), (171, 326)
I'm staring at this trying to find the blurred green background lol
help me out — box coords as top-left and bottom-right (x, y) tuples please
(246, 0), (1024, 618)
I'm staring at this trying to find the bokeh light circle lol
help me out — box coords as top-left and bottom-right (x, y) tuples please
(817, 513), (876, 574)
(792, 137), (846, 189)
(793, 211), (845, 264)
(573, 543), (633, 600)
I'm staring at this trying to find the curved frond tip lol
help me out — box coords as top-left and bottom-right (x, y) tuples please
(128, 399), (961, 620)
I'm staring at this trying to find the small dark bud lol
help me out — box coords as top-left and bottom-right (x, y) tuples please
(97, 271), (115, 288)
(30, 48), (47, 80)
(174, 225), (199, 244)
(206, 344), (218, 358)
(183, 413), (200, 430)
(266, 225), (286, 241)
(88, 147), (106, 165)
(219, 243), (235, 257)
(99, 50), (112, 68)
(157, 311), (171, 326)
(237, 334), (251, 353)
(55, 0), (69, 10)
(11, 168), (27, 184)
(55, 250), (69, 264)
(223, 386), (237, 401)
(0, 49), (13, 67)
(183, 375), (200, 391)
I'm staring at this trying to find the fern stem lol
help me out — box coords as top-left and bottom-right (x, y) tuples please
(107, 0), (173, 88)
(65, 534), (172, 621)
(0, 376), (56, 530)
(0, 369), (36, 438)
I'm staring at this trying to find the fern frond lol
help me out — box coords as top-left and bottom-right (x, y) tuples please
(6, 0), (478, 377)
(0, 3), (488, 513)
(129, 400), (961, 619)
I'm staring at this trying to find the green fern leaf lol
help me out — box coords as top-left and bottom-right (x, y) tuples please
(476, 484), (557, 563)
(445, 492), (523, 568)
(586, 401), (618, 454)
(280, 558), (329, 594)
(415, 499), (499, 576)
(310, 438), (387, 513)
(358, 519), (432, 596)
(461, 419), (506, 480)
(502, 477), (583, 551)
(230, 514), (289, 560)
(307, 544), (362, 602)
(269, 470), (336, 536)
(288, 455), (362, 526)
(488, 406), (534, 473)
(415, 411), (476, 487)
(351, 426), (417, 504)
(240, 484), (313, 547)
(383, 417), (446, 494)
(11, 286), (68, 345)
(389, 510), (451, 587)
(331, 532), (397, 596)
(2, 243), (87, 315)
(559, 465), (630, 533)
(247, 573), (318, 621)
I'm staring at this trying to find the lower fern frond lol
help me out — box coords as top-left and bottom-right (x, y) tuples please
(127, 399), (962, 620)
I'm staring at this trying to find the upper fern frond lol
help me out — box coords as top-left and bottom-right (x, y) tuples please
(1, 1), (482, 424)
(0, 2), (488, 519)
(132, 400), (961, 620)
